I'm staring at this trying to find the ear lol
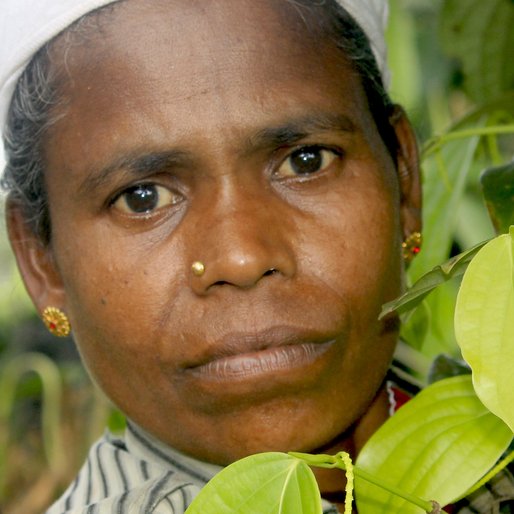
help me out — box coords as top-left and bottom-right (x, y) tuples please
(5, 198), (66, 316)
(390, 105), (422, 239)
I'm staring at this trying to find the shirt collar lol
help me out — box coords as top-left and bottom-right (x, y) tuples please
(125, 420), (222, 486)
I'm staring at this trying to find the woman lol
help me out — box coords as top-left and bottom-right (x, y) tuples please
(1, 0), (422, 512)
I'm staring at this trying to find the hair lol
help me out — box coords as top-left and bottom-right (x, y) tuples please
(1, 0), (398, 246)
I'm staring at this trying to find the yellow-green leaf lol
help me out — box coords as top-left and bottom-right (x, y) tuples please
(455, 227), (514, 431)
(355, 375), (512, 513)
(185, 452), (322, 514)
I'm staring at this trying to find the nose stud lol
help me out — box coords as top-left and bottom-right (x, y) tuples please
(191, 261), (206, 277)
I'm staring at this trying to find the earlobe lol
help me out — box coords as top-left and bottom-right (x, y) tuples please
(390, 105), (422, 238)
(5, 198), (66, 316)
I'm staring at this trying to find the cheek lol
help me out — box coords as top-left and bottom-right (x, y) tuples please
(52, 220), (183, 351)
(297, 173), (403, 314)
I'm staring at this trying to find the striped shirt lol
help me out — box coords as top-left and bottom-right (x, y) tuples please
(45, 421), (339, 514)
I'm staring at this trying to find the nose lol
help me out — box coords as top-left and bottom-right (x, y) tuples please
(188, 187), (296, 294)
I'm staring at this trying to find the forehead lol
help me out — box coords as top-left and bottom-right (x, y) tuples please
(46, 0), (371, 170)
(54, 0), (352, 97)
(61, 0), (338, 69)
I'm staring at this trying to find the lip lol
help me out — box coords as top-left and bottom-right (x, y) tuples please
(182, 326), (337, 382)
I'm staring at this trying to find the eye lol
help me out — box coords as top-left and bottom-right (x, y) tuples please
(112, 183), (180, 214)
(277, 146), (338, 177)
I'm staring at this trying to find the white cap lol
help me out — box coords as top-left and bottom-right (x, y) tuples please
(0, 0), (389, 147)
(337, 0), (390, 86)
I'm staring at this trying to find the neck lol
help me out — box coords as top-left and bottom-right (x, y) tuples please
(312, 384), (391, 511)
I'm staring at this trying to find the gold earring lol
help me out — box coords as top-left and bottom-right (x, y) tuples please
(191, 261), (206, 277)
(42, 307), (71, 337)
(402, 232), (422, 263)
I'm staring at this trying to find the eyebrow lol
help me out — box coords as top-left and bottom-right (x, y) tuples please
(246, 112), (356, 153)
(79, 150), (192, 196)
(78, 112), (355, 195)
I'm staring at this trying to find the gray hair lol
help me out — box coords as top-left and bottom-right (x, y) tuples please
(1, 0), (397, 245)
(2, 44), (56, 243)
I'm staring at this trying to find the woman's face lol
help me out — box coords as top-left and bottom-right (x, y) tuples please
(15, 0), (420, 463)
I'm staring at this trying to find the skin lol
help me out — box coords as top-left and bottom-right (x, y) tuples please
(7, 0), (421, 502)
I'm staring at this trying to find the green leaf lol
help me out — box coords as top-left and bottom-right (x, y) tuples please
(480, 161), (514, 235)
(185, 452), (322, 514)
(427, 354), (470, 385)
(415, 281), (460, 360)
(381, 241), (487, 318)
(355, 375), (513, 514)
(398, 300), (430, 351)
(455, 227), (514, 431)
(440, 0), (514, 102)
(386, 0), (422, 114)
(455, 190), (496, 250)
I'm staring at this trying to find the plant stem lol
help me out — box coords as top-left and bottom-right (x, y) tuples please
(0, 353), (64, 499)
(423, 124), (514, 158)
(486, 134), (503, 166)
(351, 467), (434, 512)
(289, 451), (437, 513)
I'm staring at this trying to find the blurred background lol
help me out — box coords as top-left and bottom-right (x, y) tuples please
(0, 0), (513, 512)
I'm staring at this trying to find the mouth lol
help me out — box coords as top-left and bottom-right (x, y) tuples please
(181, 326), (338, 383)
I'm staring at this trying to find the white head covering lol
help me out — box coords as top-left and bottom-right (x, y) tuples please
(337, 0), (390, 86)
(0, 0), (389, 146)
